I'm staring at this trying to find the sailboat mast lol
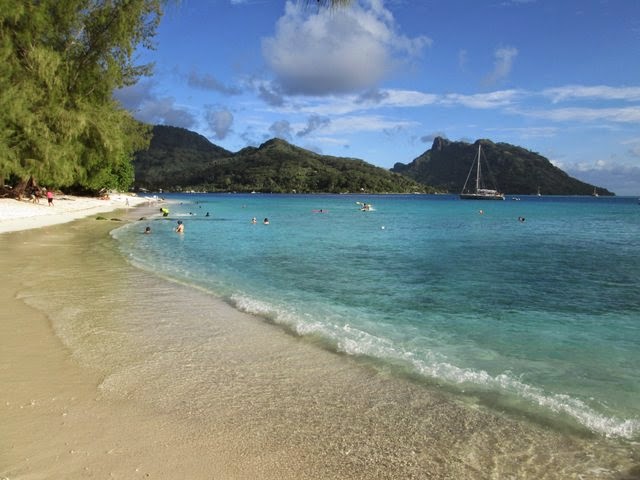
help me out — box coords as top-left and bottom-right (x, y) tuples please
(475, 144), (481, 192)
(459, 142), (504, 200)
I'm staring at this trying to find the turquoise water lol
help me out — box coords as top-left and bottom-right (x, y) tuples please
(113, 194), (640, 439)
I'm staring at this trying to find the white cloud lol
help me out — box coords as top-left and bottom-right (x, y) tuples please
(114, 81), (196, 128)
(270, 89), (439, 117)
(137, 98), (197, 129)
(297, 114), (331, 137)
(313, 136), (351, 147)
(356, 88), (390, 105)
(269, 120), (293, 139)
(258, 84), (286, 107)
(485, 126), (558, 138)
(270, 84), (640, 123)
(187, 71), (241, 95)
(324, 115), (416, 134)
(483, 46), (518, 86)
(383, 89), (439, 107)
(523, 106), (640, 123)
(542, 85), (640, 103)
(629, 144), (640, 158)
(564, 163), (640, 196)
(262, 0), (431, 96)
(441, 89), (523, 109)
(206, 107), (234, 140)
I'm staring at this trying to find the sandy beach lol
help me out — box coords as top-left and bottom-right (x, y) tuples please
(1, 198), (638, 479)
(0, 193), (157, 234)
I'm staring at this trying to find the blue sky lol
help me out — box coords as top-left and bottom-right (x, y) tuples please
(116, 0), (640, 195)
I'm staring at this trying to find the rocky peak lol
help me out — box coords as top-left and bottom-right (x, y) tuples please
(432, 136), (450, 152)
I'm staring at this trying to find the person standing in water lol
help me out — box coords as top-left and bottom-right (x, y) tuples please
(175, 220), (184, 233)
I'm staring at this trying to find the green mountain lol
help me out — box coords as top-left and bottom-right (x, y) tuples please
(133, 126), (430, 194)
(391, 137), (613, 196)
(135, 128), (612, 195)
(133, 125), (233, 189)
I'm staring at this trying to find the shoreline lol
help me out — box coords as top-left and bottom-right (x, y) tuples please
(1, 207), (638, 478)
(0, 193), (158, 234)
(0, 207), (254, 478)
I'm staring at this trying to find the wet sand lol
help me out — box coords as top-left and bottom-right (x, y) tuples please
(1, 211), (638, 479)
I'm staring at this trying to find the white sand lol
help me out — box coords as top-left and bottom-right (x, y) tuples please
(0, 193), (159, 234)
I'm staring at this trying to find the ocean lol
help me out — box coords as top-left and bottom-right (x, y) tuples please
(111, 193), (640, 442)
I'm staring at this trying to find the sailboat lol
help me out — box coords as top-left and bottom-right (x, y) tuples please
(460, 144), (505, 200)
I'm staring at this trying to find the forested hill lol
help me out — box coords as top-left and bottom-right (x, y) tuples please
(391, 137), (613, 196)
(133, 125), (233, 189)
(134, 127), (612, 195)
(133, 126), (430, 193)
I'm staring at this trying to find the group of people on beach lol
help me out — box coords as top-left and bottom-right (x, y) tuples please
(27, 188), (54, 206)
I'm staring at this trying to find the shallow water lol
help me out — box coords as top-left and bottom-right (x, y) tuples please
(6, 200), (640, 478)
(113, 194), (640, 441)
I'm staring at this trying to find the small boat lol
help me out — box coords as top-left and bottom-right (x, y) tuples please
(592, 187), (599, 197)
(460, 144), (504, 201)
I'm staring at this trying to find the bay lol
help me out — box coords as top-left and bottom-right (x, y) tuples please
(113, 193), (640, 440)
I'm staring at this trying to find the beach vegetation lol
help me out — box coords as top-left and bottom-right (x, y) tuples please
(0, 0), (161, 195)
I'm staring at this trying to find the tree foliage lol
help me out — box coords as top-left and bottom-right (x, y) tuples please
(0, 0), (161, 193)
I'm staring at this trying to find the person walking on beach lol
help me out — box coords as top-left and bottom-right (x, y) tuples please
(46, 189), (54, 206)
